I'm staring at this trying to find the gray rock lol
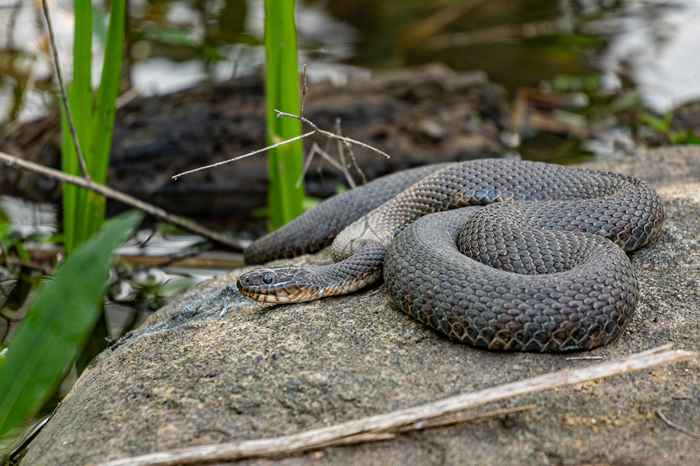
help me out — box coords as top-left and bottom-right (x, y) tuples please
(23, 147), (700, 466)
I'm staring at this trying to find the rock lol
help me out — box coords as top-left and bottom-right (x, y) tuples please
(22, 147), (700, 466)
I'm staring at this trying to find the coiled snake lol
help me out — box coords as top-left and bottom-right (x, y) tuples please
(238, 160), (665, 352)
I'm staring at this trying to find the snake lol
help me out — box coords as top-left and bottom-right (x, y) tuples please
(237, 159), (665, 352)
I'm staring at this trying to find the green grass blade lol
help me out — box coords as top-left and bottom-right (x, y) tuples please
(0, 211), (142, 437)
(264, 0), (304, 229)
(62, 0), (94, 254)
(84, 0), (125, 238)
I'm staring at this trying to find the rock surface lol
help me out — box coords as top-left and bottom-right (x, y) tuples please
(23, 147), (700, 466)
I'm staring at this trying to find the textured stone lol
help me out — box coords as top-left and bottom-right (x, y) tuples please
(22, 147), (700, 466)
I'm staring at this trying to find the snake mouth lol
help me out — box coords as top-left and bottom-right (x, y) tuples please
(236, 267), (322, 303)
(237, 284), (320, 303)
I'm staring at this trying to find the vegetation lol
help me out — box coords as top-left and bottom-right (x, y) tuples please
(263, 0), (305, 229)
(61, 0), (125, 254)
(639, 112), (700, 145)
(0, 212), (141, 445)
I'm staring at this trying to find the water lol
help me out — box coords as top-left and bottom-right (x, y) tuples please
(1, 0), (699, 126)
(1, 0), (699, 244)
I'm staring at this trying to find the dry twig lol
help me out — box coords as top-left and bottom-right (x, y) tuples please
(274, 109), (391, 159)
(296, 142), (354, 188)
(0, 151), (248, 251)
(171, 131), (316, 180)
(39, 0), (91, 179)
(656, 410), (700, 439)
(565, 355), (606, 361)
(171, 110), (389, 183)
(335, 117), (367, 185)
(99, 344), (695, 466)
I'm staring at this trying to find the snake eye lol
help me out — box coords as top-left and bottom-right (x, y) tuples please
(262, 272), (274, 284)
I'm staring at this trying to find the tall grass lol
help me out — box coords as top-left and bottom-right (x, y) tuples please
(58, 0), (125, 368)
(61, 0), (125, 254)
(264, 0), (305, 229)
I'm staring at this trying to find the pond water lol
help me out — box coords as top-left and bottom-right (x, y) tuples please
(1, 0), (699, 236)
(1, 0), (700, 125)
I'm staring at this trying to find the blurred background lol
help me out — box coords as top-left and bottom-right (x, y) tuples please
(2, 0), (700, 120)
(1, 3), (699, 453)
(1, 0), (699, 285)
(2, 0), (699, 298)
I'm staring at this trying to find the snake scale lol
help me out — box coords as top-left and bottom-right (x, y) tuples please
(238, 159), (665, 352)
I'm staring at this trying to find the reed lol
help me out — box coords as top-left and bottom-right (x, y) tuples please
(263, 0), (305, 229)
(61, 0), (125, 253)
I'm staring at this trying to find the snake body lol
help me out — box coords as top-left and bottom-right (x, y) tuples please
(238, 159), (665, 352)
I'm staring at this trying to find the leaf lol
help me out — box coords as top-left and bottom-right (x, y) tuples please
(686, 132), (700, 145)
(639, 112), (670, 135)
(0, 211), (142, 438)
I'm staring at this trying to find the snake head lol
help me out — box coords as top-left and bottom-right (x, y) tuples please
(237, 267), (320, 303)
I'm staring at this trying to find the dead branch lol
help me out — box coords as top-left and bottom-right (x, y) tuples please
(296, 142), (354, 188)
(335, 117), (366, 185)
(171, 110), (389, 183)
(656, 410), (700, 438)
(170, 131), (316, 180)
(39, 0), (91, 180)
(274, 109), (391, 159)
(565, 355), (606, 361)
(99, 344), (695, 466)
(0, 151), (248, 251)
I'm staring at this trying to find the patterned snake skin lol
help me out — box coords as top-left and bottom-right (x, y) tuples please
(238, 159), (665, 352)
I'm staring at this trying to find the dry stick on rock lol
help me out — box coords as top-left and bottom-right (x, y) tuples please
(0, 151), (248, 251)
(99, 344), (695, 466)
(39, 0), (91, 179)
(656, 409), (700, 439)
(565, 355), (606, 361)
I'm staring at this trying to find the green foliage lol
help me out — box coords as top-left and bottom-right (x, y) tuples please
(550, 74), (602, 93)
(640, 112), (700, 145)
(264, 0), (305, 229)
(61, 0), (126, 254)
(0, 212), (141, 439)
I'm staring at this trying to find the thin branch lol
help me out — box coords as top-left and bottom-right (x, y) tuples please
(395, 403), (536, 433)
(296, 142), (354, 188)
(656, 410), (700, 438)
(335, 117), (366, 185)
(300, 63), (308, 115)
(274, 110), (391, 159)
(307, 404), (537, 447)
(334, 118), (354, 187)
(170, 109), (387, 184)
(99, 344), (695, 466)
(0, 151), (248, 251)
(170, 131), (316, 180)
(39, 0), (91, 180)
